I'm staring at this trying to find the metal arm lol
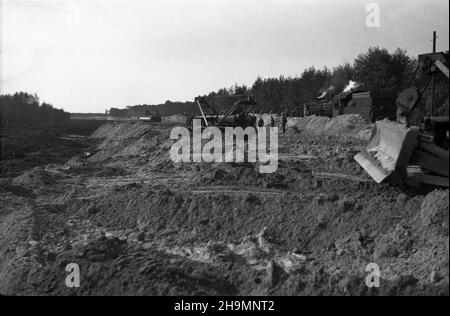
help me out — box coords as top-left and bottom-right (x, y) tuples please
(396, 52), (449, 124)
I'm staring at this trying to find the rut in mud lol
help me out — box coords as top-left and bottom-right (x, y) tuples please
(0, 118), (448, 296)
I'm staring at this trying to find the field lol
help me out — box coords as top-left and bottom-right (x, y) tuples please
(0, 117), (448, 295)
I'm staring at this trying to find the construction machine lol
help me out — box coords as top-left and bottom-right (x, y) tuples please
(333, 91), (397, 122)
(189, 95), (256, 129)
(355, 51), (449, 187)
(304, 89), (397, 122)
(138, 110), (162, 123)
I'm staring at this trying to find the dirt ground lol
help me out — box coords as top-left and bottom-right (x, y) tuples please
(0, 120), (105, 178)
(0, 117), (448, 296)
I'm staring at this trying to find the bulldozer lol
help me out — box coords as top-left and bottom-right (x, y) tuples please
(354, 51), (449, 188)
(138, 110), (162, 123)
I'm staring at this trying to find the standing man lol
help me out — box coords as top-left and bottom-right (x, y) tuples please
(257, 116), (264, 128)
(281, 112), (288, 134)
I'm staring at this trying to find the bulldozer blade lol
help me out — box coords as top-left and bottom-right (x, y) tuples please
(354, 151), (390, 183)
(354, 119), (419, 183)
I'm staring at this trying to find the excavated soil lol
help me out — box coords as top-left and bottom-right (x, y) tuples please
(0, 117), (448, 296)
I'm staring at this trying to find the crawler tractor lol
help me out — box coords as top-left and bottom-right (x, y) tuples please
(355, 51), (449, 187)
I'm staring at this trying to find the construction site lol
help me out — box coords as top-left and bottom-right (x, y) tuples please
(0, 1), (449, 298)
(1, 52), (449, 295)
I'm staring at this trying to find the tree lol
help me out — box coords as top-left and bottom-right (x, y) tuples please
(353, 47), (415, 95)
(0, 92), (70, 126)
(102, 46), (433, 118)
(330, 63), (354, 92)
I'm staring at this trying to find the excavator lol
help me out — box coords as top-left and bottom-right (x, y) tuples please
(354, 51), (449, 187)
(189, 95), (256, 130)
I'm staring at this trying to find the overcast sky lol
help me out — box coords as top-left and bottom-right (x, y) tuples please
(1, 0), (449, 112)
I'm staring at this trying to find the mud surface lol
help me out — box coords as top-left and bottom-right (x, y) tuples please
(0, 117), (448, 296)
(0, 120), (104, 177)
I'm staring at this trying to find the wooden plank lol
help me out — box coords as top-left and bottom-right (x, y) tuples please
(196, 100), (209, 126)
(312, 171), (371, 183)
(417, 174), (449, 187)
(419, 142), (449, 162)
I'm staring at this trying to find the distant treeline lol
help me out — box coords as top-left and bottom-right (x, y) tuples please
(0, 92), (70, 127)
(205, 47), (447, 117)
(114, 46), (448, 117)
(108, 101), (196, 118)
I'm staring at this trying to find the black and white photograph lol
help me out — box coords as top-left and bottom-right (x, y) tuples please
(0, 0), (449, 300)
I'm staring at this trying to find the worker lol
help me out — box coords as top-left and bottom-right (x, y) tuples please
(270, 115), (275, 128)
(185, 113), (193, 126)
(257, 116), (264, 128)
(281, 112), (288, 134)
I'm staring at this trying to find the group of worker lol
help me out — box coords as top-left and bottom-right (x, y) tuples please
(256, 112), (288, 134)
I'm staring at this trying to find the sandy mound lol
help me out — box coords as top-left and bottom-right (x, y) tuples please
(90, 121), (150, 141)
(287, 114), (369, 137)
(162, 115), (186, 124)
(12, 167), (62, 189)
(88, 122), (167, 162)
(419, 189), (449, 233)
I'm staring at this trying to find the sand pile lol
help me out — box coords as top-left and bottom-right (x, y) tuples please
(89, 122), (148, 140)
(418, 189), (449, 235)
(162, 115), (186, 124)
(367, 189), (449, 286)
(88, 122), (164, 162)
(287, 114), (369, 137)
(12, 167), (62, 189)
(87, 121), (178, 173)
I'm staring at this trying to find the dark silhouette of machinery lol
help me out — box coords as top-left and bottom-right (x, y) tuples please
(189, 95), (256, 129)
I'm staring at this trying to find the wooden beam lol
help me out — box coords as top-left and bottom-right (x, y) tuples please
(411, 150), (449, 177)
(419, 142), (449, 162)
(417, 174), (449, 187)
(196, 100), (209, 127)
(312, 171), (371, 183)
